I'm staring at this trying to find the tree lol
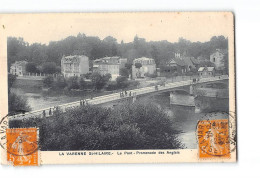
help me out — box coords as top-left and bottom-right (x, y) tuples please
(25, 62), (38, 73)
(116, 76), (128, 89)
(119, 68), (129, 78)
(135, 62), (142, 69)
(91, 72), (109, 91)
(67, 76), (80, 90)
(55, 76), (67, 89)
(42, 62), (57, 74)
(103, 73), (112, 82)
(8, 92), (31, 114)
(8, 74), (17, 92)
(9, 101), (182, 150)
(43, 76), (54, 88)
(135, 62), (142, 78)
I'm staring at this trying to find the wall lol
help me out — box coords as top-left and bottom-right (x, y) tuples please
(79, 56), (89, 75)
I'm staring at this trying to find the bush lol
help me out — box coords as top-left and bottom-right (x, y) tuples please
(26, 62), (39, 73)
(106, 81), (118, 91)
(43, 76), (54, 88)
(116, 76), (128, 89)
(42, 62), (58, 74)
(54, 76), (67, 89)
(91, 72), (110, 91)
(8, 92), (31, 114)
(9, 102), (183, 150)
(8, 74), (17, 91)
(67, 76), (80, 90)
(126, 80), (140, 89)
(119, 68), (129, 78)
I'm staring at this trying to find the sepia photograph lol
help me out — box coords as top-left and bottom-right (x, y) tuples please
(0, 12), (235, 165)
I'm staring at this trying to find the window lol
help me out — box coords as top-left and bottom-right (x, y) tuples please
(213, 57), (216, 62)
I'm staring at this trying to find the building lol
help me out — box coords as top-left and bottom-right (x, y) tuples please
(165, 53), (200, 74)
(10, 61), (28, 76)
(198, 67), (215, 78)
(61, 55), (89, 77)
(167, 58), (186, 74)
(132, 57), (156, 78)
(210, 49), (228, 70)
(93, 56), (127, 80)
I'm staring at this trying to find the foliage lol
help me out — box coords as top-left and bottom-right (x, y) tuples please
(116, 76), (128, 89)
(125, 62), (132, 70)
(9, 102), (183, 150)
(103, 73), (112, 82)
(8, 35), (228, 70)
(90, 72), (110, 91)
(119, 67), (129, 78)
(8, 74), (17, 91)
(8, 92), (31, 114)
(105, 81), (118, 91)
(25, 62), (38, 73)
(67, 76), (80, 90)
(135, 62), (142, 69)
(42, 62), (58, 74)
(54, 76), (67, 89)
(43, 76), (54, 88)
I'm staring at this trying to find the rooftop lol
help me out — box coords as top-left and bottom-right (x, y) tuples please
(133, 57), (154, 62)
(198, 67), (215, 72)
(12, 61), (28, 66)
(62, 55), (87, 63)
(94, 56), (122, 65)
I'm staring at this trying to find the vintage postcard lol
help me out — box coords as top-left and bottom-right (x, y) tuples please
(0, 12), (236, 166)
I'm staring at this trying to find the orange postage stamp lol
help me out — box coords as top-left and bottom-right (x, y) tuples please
(197, 119), (230, 158)
(6, 128), (39, 166)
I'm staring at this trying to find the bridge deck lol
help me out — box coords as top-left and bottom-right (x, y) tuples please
(8, 75), (228, 120)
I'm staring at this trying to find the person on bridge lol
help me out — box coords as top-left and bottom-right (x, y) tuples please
(42, 110), (46, 117)
(125, 91), (127, 96)
(82, 100), (85, 106)
(129, 91), (132, 96)
(49, 108), (52, 116)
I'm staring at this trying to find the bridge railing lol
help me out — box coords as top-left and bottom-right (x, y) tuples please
(8, 75), (228, 120)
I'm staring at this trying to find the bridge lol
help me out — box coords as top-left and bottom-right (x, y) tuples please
(8, 75), (228, 120)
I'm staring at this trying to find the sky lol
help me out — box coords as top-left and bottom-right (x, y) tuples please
(1, 12), (233, 44)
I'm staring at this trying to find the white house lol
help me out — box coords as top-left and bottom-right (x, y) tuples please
(132, 57), (156, 79)
(61, 55), (89, 77)
(10, 61), (28, 76)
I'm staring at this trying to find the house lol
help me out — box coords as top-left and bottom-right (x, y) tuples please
(10, 61), (28, 76)
(198, 67), (215, 78)
(210, 49), (228, 70)
(61, 55), (89, 77)
(165, 53), (200, 74)
(190, 57), (200, 69)
(132, 57), (156, 79)
(93, 56), (127, 80)
(167, 58), (186, 74)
